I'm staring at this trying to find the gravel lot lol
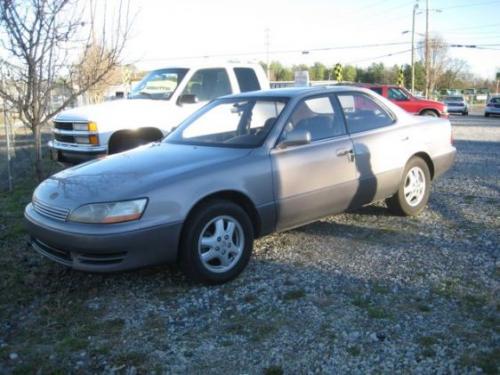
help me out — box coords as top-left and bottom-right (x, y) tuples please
(0, 111), (499, 374)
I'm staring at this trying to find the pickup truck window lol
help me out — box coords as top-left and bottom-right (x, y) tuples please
(167, 98), (287, 148)
(338, 93), (394, 133)
(388, 87), (409, 101)
(183, 68), (232, 101)
(234, 68), (261, 92)
(129, 68), (188, 100)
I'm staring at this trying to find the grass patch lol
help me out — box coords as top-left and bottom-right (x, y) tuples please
(460, 349), (500, 374)
(282, 289), (306, 301)
(366, 306), (390, 319)
(347, 345), (361, 356)
(417, 335), (438, 347)
(263, 365), (284, 375)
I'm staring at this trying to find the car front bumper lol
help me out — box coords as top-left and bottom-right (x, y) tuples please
(48, 140), (107, 164)
(446, 105), (467, 113)
(24, 203), (182, 272)
(485, 107), (500, 115)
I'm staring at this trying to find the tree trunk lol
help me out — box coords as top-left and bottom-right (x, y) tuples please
(33, 124), (44, 181)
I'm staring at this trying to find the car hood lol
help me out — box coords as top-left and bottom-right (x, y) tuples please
(34, 143), (252, 210)
(54, 99), (173, 126)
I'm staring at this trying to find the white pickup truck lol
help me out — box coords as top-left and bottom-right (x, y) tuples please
(49, 62), (269, 163)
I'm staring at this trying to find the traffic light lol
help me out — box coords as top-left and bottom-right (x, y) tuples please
(397, 66), (405, 87)
(334, 63), (343, 82)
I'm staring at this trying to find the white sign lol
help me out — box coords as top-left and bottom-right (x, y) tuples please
(294, 71), (310, 87)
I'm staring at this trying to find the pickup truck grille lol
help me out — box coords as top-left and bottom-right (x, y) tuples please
(54, 134), (75, 143)
(32, 199), (70, 221)
(54, 121), (74, 131)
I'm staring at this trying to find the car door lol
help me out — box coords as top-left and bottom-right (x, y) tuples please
(336, 91), (407, 208)
(271, 94), (357, 231)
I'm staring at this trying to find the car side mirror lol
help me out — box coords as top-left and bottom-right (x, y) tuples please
(278, 128), (311, 149)
(177, 94), (199, 106)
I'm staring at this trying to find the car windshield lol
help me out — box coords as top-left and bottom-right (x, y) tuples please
(129, 68), (188, 100)
(490, 97), (500, 104)
(166, 98), (288, 148)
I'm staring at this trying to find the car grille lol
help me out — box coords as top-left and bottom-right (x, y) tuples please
(494, 104), (500, 108)
(31, 238), (127, 267)
(54, 134), (75, 143)
(32, 199), (70, 221)
(54, 121), (74, 131)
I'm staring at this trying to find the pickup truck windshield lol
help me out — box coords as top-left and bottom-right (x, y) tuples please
(166, 98), (288, 148)
(129, 68), (188, 100)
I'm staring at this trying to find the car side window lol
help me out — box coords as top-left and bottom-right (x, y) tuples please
(183, 68), (232, 101)
(281, 96), (345, 142)
(370, 87), (383, 95)
(337, 93), (394, 133)
(234, 68), (261, 92)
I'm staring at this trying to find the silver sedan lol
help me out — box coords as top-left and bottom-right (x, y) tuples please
(25, 86), (456, 283)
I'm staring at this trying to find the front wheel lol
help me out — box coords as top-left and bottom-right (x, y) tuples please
(179, 200), (254, 284)
(386, 157), (431, 216)
(421, 110), (438, 117)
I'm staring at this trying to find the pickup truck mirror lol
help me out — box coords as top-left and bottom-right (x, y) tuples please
(177, 94), (199, 106)
(277, 128), (311, 149)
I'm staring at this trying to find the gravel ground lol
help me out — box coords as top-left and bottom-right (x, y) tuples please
(0, 111), (499, 374)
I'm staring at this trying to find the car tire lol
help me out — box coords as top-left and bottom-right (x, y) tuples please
(179, 200), (254, 284)
(386, 157), (431, 217)
(421, 110), (438, 117)
(485, 113), (490, 117)
(463, 111), (468, 116)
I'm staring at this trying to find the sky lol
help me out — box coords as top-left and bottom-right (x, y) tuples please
(119, 0), (500, 79)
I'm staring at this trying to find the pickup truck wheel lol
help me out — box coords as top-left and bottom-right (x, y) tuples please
(179, 200), (254, 284)
(109, 136), (144, 154)
(421, 110), (438, 117)
(386, 157), (431, 216)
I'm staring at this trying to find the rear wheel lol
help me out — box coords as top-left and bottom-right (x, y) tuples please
(462, 111), (468, 116)
(421, 110), (438, 117)
(179, 200), (254, 284)
(485, 113), (490, 117)
(386, 157), (431, 216)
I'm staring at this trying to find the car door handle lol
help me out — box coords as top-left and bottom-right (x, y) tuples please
(336, 149), (355, 161)
(336, 148), (352, 156)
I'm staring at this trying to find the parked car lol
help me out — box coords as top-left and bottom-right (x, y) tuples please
(443, 95), (469, 116)
(25, 86), (456, 284)
(48, 62), (269, 164)
(367, 85), (448, 118)
(485, 95), (500, 117)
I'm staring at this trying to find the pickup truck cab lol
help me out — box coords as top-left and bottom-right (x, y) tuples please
(49, 62), (269, 163)
(367, 85), (448, 118)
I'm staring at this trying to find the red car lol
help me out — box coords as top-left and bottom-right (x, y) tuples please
(367, 85), (448, 118)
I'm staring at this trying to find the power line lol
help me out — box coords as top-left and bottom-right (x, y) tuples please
(440, 0), (500, 10)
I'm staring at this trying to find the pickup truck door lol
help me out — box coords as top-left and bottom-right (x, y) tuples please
(271, 94), (357, 231)
(174, 68), (233, 126)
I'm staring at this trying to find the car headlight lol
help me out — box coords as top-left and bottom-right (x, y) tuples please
(68, 199), (147, 224)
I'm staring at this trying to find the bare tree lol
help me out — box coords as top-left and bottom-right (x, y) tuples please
(418, 35), (460, 96)
(0, 0), (131, 180)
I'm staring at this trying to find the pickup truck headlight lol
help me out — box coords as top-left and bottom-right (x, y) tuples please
(68, 199), (147, 224)
(73, 121), (98, 132)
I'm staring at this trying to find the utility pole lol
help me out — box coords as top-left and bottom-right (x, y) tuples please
(425, 0), (430, 98)
(411, 1), (419, 94)
(265, 28), (270, 81)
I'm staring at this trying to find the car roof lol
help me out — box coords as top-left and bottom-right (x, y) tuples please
(223, 85), (372, 100)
